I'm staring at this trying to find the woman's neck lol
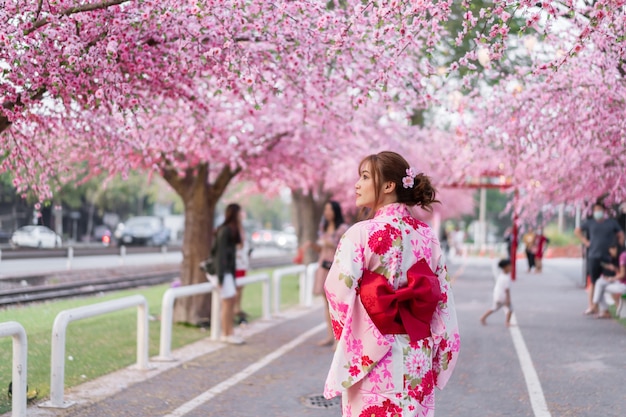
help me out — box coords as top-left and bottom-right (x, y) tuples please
(373, 198), (399, 212)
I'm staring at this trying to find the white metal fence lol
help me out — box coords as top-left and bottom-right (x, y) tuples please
(0, 321), (27, 417)
(39, 295), (150, 409)
(4, 262), (321, 412)
(272, 264), (307, 315)
(157, 282), (214, 361)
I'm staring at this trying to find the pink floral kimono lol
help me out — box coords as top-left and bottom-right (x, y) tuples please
(324, 203), (459, 417)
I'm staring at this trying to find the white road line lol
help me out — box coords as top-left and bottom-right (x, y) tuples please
(509, 314), (552, 417)
(162, 322), (326, 417)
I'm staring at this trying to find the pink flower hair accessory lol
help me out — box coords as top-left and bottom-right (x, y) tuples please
(402, 167), (417, 189)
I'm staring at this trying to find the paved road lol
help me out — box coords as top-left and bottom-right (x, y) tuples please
(0, 247), (289, 278)
(6, 256), (625, 417)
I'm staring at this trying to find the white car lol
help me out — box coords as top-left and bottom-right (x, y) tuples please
(10, 225), (62, 249)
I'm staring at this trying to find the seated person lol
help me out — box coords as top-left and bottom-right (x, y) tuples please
(592, 242), (626, 318)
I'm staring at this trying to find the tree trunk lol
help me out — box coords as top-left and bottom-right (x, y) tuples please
(162, 163), (238, 325)
(291, 188), (329, 264)
(86, 202), (96, 242)
(0, 116), (10, 134)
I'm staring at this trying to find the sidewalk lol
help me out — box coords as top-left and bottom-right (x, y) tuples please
(3, 257), (625, 417)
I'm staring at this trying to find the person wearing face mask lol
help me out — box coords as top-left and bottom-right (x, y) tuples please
(574, 203), (624, 315)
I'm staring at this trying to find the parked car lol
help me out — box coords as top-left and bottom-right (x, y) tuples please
(250, 229), (297, 251)
(117, 216), (170, 246)
(10, 225), (62, 248)
(273, 230), (298, 250)
(250, 229), (277, 248)
(0, 229), (11, 244)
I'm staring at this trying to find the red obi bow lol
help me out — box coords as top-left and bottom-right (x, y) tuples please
(359, 259), (442, 343)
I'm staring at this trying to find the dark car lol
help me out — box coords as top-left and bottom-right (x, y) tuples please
(117, 216), (170, 246)
(0, 229), (11, 244)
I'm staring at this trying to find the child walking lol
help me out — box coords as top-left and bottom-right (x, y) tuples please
(481, 258), (513, 326)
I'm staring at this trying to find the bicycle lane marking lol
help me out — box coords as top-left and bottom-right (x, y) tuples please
(162, 322), (327, 417)
(509, 314), (552, 417)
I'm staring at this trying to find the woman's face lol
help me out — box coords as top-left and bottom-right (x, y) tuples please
(355, 162), (376, 209)
(323, 203), (334, 222)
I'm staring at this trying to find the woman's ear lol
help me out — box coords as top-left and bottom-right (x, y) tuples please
(383, 181), (396, 194)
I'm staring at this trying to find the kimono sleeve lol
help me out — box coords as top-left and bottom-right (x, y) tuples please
(324, 231), (364, 340)
(430, 256), (460, 390)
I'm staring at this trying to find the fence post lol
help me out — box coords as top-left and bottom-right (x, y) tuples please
(119, 245), (126, 265)
(0, 322), (27, 417)
(272, 265), (307, 316)
(261, 277), (271, 320)
(156, 282), (214, 361)
(273, 271), (281, 316)
(40, 295), (149, 409)
(298, 268), (307, 308)
(305, 263), (319, 307)
(66, 246), (73, 270)
(210, 287), (221, 341)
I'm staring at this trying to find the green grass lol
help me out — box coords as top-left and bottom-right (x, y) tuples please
(0, 267), (301, 414)
(544, 224), (578, 247)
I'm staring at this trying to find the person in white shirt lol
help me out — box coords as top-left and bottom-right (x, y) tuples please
(234, 221), (251, 324)
(480, 259), (513, 326)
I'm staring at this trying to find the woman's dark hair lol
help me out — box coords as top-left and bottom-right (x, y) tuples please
(358, 151), (439, 212)
(219, 203), (242, 244)
(323, 200), (345, 231)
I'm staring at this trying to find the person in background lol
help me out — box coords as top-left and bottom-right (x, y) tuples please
(452, 225), (465, 258)
(533, 228), (550, 273)
(305, 200), (349, 346)
(234, 211), (251, 325)
(480, 259), (514, 326)
(214, 203), (245, 345)
(591, 241), (626, 318)
(440, 227), (450, 258)
(323, 151), (459, 416)
(575, 202), (624, 315)
(522, 229), (537, 273)
(503, 226), (514, 260)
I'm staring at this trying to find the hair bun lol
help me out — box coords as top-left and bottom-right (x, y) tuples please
(410, 173), (439, 212)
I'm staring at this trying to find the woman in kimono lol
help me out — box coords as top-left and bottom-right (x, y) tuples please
(323, 151), (459, 417)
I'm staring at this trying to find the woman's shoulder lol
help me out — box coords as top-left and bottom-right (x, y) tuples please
(216, 225), (234, 238)
(342, 220), (370, 239)
(336, 222), (350, 235)
(342, 218), (392, 238)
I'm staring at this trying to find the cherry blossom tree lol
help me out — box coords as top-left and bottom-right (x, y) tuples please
(2, 0), (623, 321)
(457, 4), (626, 222)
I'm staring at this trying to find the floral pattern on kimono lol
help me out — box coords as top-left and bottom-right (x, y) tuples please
(324, 203), (460, 417)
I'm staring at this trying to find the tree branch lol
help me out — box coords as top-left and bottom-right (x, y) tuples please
(0, 86), (47, 134)
(35, 0), (44, 21)
(25, 0), (129, 36)
(210, 165), (240, 202)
